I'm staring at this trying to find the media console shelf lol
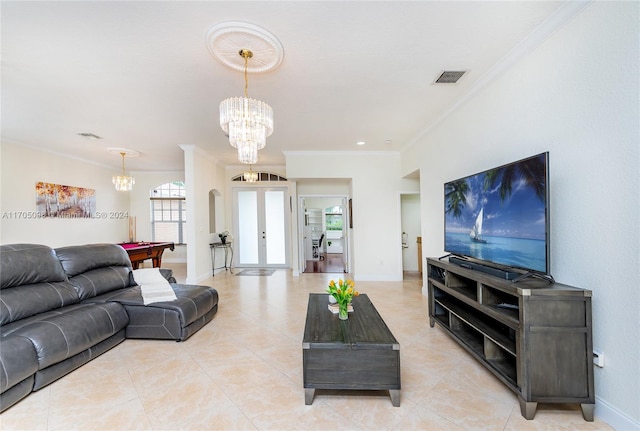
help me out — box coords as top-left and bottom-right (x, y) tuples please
(427, 257), (595, 421)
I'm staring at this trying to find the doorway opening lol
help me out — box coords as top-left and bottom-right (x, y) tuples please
(400, 169), (421, 280)
(300, 196), (348, 274)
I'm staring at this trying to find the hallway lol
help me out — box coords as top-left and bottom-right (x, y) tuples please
(303, 253), (345, 273)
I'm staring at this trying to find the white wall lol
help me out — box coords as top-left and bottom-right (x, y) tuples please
(296, 180), (350, 196)
(304, 197), (343, 210)
(287, 151), (404, 281)
(182, 145), (223, 284)
(402, 2), (639, 428)
(0, 142), (129, 246)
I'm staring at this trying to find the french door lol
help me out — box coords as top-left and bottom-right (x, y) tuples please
(233, 187), (289, 268)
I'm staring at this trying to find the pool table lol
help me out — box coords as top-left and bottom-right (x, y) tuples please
(118, 242), (175, 269)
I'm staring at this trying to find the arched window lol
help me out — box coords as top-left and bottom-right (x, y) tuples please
(231, 171), (287, 182)
(150, 181), (186, 243)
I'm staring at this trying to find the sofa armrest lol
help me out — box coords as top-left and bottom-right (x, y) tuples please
(159, 268), (176, 283)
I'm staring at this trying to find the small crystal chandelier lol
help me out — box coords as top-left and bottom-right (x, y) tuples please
(219, 49), (273, 165)
(113, 152), (135, 191)
(243, 165), (259, 183)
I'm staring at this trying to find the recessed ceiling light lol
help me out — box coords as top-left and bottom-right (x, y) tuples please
(356, 141), (365, 146)
(78, 132), (102, 140)
(384, 139), (392, 145)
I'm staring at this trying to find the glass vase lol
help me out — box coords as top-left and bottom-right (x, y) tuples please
(338, 303), (348, 320)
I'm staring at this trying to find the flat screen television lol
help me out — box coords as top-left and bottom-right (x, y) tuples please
(444, 152), (551, 281)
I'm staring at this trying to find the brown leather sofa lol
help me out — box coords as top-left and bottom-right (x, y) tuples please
(0, 243), (218, 412)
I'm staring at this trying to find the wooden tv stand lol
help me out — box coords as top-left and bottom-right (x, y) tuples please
(427, 257), (595, 420)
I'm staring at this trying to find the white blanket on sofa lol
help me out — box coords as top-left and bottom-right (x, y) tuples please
(132, 268), (177, 305)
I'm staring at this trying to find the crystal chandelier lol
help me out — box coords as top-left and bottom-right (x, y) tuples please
(243, 165), (258, 183)
(113, 152), (135, 191)
(219, 49), (273, 164)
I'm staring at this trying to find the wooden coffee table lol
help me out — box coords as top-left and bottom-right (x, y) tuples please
(302, 293), (401, 406)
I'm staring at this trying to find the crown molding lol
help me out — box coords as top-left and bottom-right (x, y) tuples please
(402, 0), (593, 152)
(2, 138), (114, 170)
(283, 150), (400, 158)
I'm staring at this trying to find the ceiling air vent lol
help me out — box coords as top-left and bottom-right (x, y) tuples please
(78, 132), (102, 140)
(434, 70), (467, 84)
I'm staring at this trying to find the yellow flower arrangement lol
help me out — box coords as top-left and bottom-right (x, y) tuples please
(327, 278), (359, 307)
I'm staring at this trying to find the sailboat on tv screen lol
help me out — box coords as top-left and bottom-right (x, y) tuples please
(470, 208), (488, 244)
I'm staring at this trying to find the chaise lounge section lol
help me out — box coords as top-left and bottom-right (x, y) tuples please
(0, 243), (218, 413)
(55, 243), (219, 341)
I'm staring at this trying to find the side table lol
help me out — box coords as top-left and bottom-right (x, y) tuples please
(210, 242), (233, 276)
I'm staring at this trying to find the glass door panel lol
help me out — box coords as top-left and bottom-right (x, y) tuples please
(234, 187), (289, 268)
(265, 190), (286, 265)
(237, 190), (259, 265)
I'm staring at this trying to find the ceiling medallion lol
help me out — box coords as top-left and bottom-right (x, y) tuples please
(206, 21), (284, 73)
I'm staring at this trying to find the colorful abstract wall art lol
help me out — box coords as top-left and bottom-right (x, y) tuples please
(36, 182), (96, 218)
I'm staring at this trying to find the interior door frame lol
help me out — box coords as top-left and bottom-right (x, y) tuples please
(298, 194), (350, 274)
(298, 197), (307, 274)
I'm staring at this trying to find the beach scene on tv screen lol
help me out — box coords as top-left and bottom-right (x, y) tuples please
(444, 154), (547, 273)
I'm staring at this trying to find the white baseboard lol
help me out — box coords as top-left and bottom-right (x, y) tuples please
(195, 271), (213, 284)
(595, 396), (640, 431)
(354, 274), (403, 282)
(161, 258), (186, 263)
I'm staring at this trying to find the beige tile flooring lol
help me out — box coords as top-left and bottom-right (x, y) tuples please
(1, 265), (613, 431)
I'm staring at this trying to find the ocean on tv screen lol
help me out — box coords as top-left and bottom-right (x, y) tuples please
(445, 233), (546, 273)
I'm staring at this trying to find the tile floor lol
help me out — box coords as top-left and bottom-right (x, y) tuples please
(0, 265), (614, 431)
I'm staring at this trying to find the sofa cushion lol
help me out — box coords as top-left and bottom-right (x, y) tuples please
(0, 244), (67, 289)
(55, 243), (131, 277)
(55, 244), (134, 300)
(106, 284), (217, 325)
(1, 303), (129, 369)
(88, 284), (218, 341)
(0, 280), (80, 326)
(32, 330), (125, 391)
(0, 336), (38, 394)
(67, 267), (132, 301)
(0, 376), (34, 413)
(1, 243), (80, 326)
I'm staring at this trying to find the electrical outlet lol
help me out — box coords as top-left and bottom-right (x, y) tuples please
(593, 349), (604, 368)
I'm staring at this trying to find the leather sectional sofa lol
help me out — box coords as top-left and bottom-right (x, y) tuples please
(0, 243), (219, 413)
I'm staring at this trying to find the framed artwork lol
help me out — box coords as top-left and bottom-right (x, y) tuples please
(36, 182), (96, 218)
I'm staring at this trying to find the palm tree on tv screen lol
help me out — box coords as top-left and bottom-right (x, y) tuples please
(445, 179), (469, 217)
(484, 155), (546, 203)
(445, 154), (546, 221)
